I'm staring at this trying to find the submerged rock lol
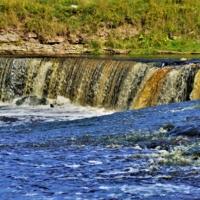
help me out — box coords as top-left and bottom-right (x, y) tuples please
(0, 116), (19, 123)
(167, 123), (200, 137)
(162, 123), (174, 131)
(16, 96), (48, 106)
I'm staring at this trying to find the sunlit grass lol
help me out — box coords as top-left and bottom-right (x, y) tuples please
(1, 0), (200, 53)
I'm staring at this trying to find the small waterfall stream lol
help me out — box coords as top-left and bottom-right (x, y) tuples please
(0, 57), (200, 110)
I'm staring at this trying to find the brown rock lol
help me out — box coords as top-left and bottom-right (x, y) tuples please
(26, 32), (38, 39)
(44, 36), (66, 44)
(0, 33), (20, 43)
(68, 34), (86, 44)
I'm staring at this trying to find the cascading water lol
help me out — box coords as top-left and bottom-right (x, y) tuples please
(0, 57), (199, 110)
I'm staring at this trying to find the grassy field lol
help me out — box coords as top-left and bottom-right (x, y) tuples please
(1, 0), (200, 54)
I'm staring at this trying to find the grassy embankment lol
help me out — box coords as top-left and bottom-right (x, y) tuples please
(1, 0), (200, 54)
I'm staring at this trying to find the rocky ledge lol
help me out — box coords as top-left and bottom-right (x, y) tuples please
(0, 29), (130, 56)
(1, 29), (200, 56)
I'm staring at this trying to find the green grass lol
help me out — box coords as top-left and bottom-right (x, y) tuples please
(1, 0), (200, 54)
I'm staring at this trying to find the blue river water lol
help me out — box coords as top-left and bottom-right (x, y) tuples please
(0, 100), (200, 199)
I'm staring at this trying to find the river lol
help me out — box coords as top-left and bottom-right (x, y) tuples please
(0, 98), (200, 199)
(0, 56), (200, 199)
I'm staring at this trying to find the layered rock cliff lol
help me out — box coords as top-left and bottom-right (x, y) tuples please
(0, 27), (130, 56)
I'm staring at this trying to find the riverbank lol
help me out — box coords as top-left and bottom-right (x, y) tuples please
(1, 41), (200, 57)
(1, 0), (200, 56)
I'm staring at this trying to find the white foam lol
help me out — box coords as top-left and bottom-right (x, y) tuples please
(0, 96), (113, 127)
(99, 183), (197, 198)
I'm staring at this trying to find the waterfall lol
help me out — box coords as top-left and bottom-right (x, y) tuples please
(0, 57), (199, 110)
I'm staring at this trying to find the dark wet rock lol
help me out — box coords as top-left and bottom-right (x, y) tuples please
(167, 123), (200, 137)
(138, 137), (192, 150)
(16, 96), (49, 106)
(162, 123), (174, 131)
(138, 139), (171, 150)
(0, 116), (19, 123)
(50, 103), (54, 108)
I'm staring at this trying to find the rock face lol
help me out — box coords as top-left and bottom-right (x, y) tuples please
(0, 42), (129, 55)
(0, 42), (91, 56)
(0, 28), (132, 55)
(0, 29), (89, 55)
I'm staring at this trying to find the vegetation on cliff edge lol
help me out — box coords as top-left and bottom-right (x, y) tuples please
(1, 0), (200, 54)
